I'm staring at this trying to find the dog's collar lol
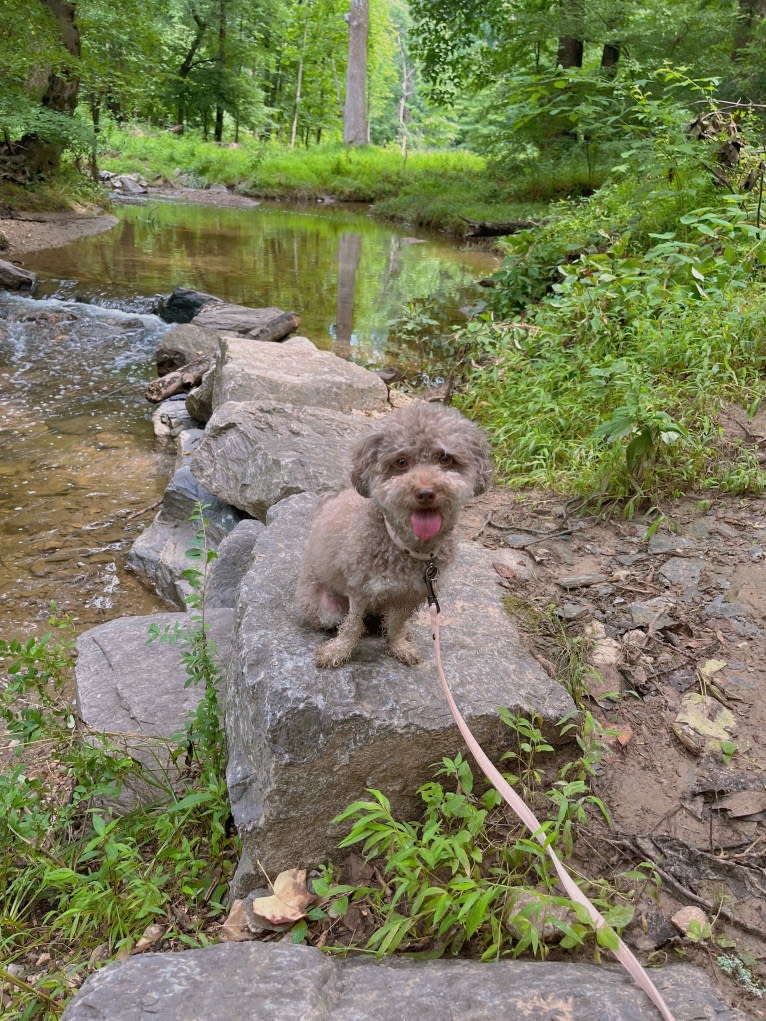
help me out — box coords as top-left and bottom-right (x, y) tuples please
(383, 516), (436, 562)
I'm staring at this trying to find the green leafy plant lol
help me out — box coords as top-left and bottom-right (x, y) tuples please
(331, 713), (620, 962)
(0, 503), (235, 1019)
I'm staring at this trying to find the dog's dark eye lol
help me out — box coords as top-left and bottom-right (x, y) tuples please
(393, 456), (409, 471)
(437, 452), (454, 468)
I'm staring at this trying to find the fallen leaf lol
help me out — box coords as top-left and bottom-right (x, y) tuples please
(132, 922), (165, 953)
(671, 905), (708, 936)
(614, 723), (633, 748)
(672, 692), (736, 757)
(699, 659), (727, 683)
(220, 899), (254, 942)
(251, 868), (316, 926)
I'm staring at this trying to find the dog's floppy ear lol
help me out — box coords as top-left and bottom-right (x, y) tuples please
(350, 430), (383, 497)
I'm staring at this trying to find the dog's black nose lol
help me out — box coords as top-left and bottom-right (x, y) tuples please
(415, 487), (435, 504)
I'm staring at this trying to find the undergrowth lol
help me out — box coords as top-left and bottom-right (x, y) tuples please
(98, 123), (546, 230)
(0, 503), (235, 1019)
(309, 712), (654, 961)
(448, 73), (766, 509)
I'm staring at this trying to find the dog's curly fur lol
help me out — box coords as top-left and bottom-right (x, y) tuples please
(296, 402), (492, 668)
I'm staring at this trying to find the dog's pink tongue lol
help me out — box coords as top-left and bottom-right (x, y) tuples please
(410, 510), (442, 541)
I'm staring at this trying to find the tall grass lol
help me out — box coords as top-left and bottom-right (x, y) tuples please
(98, 124), (547, 230)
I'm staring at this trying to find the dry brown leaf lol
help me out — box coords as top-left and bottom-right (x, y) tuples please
(132, 922), (165, 954)
(251, 868), (316, 925)
(614, 723), (633, 748)
(220, 899), (254, 942)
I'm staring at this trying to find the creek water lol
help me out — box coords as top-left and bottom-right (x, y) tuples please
(1, 198), (498, 641)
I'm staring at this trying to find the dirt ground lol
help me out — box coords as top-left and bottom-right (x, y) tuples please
(0, 209), (118, 258)
(462, 486), (766, 1018)
(3, 209), (764, 1017)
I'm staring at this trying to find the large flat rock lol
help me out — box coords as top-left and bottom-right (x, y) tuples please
(190, 401), (376, 519)
(225, 494), (574, 884)
(210, 333), (388, 412)
(76, 609), (233, 800)
(60, 941), (745, 1021)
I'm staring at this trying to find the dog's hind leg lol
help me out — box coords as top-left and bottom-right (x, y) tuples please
(314, 599), (366, 668)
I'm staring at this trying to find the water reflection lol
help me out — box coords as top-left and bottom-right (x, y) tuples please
(23, 200), (498, 371)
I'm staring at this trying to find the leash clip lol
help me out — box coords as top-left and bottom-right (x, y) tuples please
(424, 559), (440, 613)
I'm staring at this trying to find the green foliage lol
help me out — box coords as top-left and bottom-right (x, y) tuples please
(454, 73), (766, 507)
(0, 503), (235, 1020)
(331, 713), (622, 961)
(101, 126), (532, 227)
(0, 94), (94, 159)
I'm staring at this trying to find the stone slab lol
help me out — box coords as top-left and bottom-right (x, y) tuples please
(60, 941), (745, 1021)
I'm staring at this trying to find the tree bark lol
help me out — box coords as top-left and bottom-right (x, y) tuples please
(600, 41), (620, 69)
(145, 356), (212, 403)
(17, 0), (81, 177)
(556, 36), (583, 68)
(343, 0), (369, 145)
(732, 0), (766, 59)
(214, 0), (228, 142)
(176, 9), (209, 132)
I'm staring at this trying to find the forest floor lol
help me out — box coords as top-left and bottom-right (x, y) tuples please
(3, 210), (765, 1017)
(460, 486), (766, 1019)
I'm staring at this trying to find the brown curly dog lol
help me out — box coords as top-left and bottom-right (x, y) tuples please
(296, 402), (492, 668)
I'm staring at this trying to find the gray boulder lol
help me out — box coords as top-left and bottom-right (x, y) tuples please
(155, 322), (221, 375)
(60, 940), (745, 1021)
(210, 333), (388, 412)
(157, 286), (219, 324)
(75, 609), (233, 803)
(194, 303), (293, 335)
(0, 258), (35, 290)
(128, 433), (243, 607)
(225, 493), (574, 886)
(185, 364), (216, 423)
(190, 401), (375, 520)
(151, 395), (201, 444)
(205, 519), (265, 608)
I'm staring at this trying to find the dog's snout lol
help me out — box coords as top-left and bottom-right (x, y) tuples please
(415, 487), (435, 505)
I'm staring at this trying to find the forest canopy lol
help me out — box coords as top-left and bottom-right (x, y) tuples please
(2, 0), (766, 182)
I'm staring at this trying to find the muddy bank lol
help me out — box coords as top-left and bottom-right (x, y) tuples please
(0, 210), (118, 259)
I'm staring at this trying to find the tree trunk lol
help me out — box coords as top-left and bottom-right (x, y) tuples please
(176, 10), (209, 132)
(556, 36), (583, 68)
(732, 0), (766, 58)
(343, 0), (369, 146)
(17, 0), (81, 177)
(397, 30), (413, 160)
(600, 41), (620, 69)
(290, 22), (309, 149)
(214, 0), (228, 143)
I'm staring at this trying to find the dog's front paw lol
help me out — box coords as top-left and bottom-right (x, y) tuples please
(314, 639), (351, 669)
(388, 639), (420, 666)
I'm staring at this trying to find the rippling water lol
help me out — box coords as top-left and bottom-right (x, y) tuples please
(0, 295), (172, 637)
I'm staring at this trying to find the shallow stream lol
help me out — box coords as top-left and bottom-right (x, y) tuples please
(1, 198), (498, 639)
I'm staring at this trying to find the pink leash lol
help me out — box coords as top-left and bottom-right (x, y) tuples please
(427, 598), (677, 1021)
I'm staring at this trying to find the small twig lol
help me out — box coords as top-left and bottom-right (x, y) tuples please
(632, 837), (766, 940)
(125, 500), (161, 522)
